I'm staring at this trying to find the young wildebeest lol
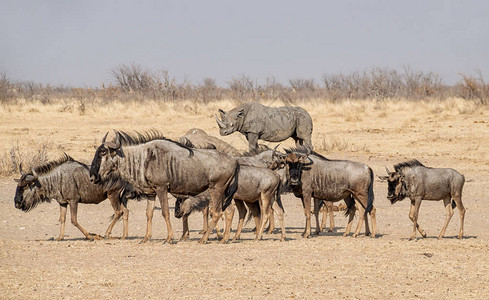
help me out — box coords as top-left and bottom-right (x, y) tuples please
(89, 130), (239, 244)
(380, 160), (465, 240)
(14, 155), (128, 241)
(175, 164), (286, 242)
(215, 102), (313, 151)
(273, 148), (377, 238)
(174, 193), (237, 241)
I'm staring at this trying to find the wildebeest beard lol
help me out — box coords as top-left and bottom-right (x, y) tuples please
(387, 179), (406, 204)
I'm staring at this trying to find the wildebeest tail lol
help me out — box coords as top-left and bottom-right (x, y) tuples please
(276, 179), (285, 213)
(452, 200), (457, 209)
(344, 195), (355, 217)
(366, 167), (374, 214)
(223, 164), (240, 211)
(245, 201), (260, 225)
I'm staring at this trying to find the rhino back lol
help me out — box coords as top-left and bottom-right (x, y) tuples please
(241, 104), (312, 141)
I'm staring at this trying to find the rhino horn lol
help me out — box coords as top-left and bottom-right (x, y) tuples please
(215, 114), (226, 129)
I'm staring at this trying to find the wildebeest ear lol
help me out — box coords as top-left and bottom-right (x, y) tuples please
(378, 176), (388, 181)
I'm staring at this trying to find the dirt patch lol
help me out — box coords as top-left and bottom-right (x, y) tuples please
(1, 99), (489, 298)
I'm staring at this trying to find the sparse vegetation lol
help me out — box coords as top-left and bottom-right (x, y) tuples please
(1, 65), (489, 104)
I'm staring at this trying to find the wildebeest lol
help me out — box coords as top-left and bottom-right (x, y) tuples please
(89, 130), (239, 244)
(273, 148), (377, 238)
(380, 160), (465, 240)
(179, 128), (241, 156)
(215, 102), (313, 151)
(14, 154), (128, 241)
(174, 193), (235, 241)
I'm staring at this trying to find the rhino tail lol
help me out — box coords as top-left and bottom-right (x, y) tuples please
(366, 167), (374, 214)
(223, 164), (240, 211)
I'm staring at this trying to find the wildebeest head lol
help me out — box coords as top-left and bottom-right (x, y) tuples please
(13, 164), (47, 212)
(90, 131), (124, 183)
(380, 167), (407, 204)
(215, 108), (245, 136)
(281, 148), (312, 186)
(174, 196), (208, 219)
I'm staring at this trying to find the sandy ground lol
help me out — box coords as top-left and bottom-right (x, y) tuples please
(1, 99), (489, 299)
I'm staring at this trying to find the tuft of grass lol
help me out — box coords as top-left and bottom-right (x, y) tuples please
(0, 143), (50, 177)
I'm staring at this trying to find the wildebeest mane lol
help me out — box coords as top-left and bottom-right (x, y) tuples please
(115, 130), (194, 156)
(284, 147), (334, 161)
(394, 159), (427, 172)
(241, 144), (272, 157)
(33, 153), (78, 175)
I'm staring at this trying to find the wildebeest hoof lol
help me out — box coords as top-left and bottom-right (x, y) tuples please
(87, 233), (102, 240)
(139, 237), (149, 244)
(457, 235), (463, 239)
(327, 229), (334, 233)
(342, 233), (349, 237)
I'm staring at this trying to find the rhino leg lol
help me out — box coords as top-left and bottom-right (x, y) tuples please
(245, 133), (259, 151)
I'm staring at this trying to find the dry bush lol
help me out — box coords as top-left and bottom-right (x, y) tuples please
(0, 143), (50, 177)
(457, 70), (489, 105)
(314, 134), (369, 153)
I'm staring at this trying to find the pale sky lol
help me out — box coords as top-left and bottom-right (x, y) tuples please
(1, 0), (488, 87)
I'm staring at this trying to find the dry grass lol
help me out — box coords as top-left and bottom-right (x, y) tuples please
(1, 97), (488, 177)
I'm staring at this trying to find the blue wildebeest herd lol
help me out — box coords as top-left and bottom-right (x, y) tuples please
(13, 102), (466, 243)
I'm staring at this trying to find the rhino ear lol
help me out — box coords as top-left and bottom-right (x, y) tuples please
(236, 108), (245, 118)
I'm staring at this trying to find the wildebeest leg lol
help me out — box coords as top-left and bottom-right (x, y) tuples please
(104, 192), (127, 239)
(181, 215), (190, 241)
(200, 188), (224, 244)
(313, 197), (322, 235)
(272, 199), (286, 241)
(409, 198), (426, 240)
(255, 192), (271, 241)
(200, 205), (209, 234)
(232, 200), (247, 242)
(452, 195), (465, 239)
(327, 202), (335, 232)
(352, 201), (367, 238)
(266, 207), (275, 234)
(301, 193), (313, 238)
(221, 202), (235, 243)
(69, 201), (101, 240)
(141, 197), (156, 243)
(56, 204), (68, 241)
(246, 133), (259, 151)
(369, 206), (377, 238)
(155, 188), (174, 244)
(438, 197), (454, 239)
(343, 196), (356, 237)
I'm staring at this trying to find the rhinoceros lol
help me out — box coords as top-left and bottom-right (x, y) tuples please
(215, 102), (313, 151)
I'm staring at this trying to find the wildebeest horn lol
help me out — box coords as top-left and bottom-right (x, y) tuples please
(31, 167), (38, 180)
(101, 131), (109, 144)
(385, 167), (391, 174)
(272, 144), (280, 158)
(215, 114), (225, 129)
(104, 131), (121, 149)
(19, 163), (25, 176)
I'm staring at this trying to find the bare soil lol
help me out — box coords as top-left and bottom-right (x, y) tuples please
(1, 99), (489, 299)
